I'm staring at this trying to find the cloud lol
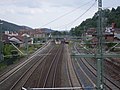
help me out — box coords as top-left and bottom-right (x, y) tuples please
(0, 0), (42, 8)
(0, 0), (119, 30)
(14, 0), (43, 8)
(0, 0), (119, 9)
(0, 0), (97, 30)
(0, 0), (88, 8)
(0, 6), (45, 16)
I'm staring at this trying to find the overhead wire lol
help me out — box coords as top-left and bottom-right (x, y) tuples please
(40, 0), (94, 27)
(55, 0), (97, 29)
(68, 0), (97, 27)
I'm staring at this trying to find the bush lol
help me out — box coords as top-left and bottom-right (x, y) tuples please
(3, 44), (15, 55)
(5, 57), (13, 65)
(106, 43), (116, 48)
(106, 43), (116, 51)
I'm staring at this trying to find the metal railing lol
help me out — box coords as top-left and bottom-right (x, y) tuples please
(22, 87), (96, 90)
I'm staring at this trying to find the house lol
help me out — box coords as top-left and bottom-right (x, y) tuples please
(104, 32), (114, 42)
(84, 27), (115, 48)
(8, 36), (23, 47)
(114, 28), (120, 41)
(19, 29), (46, 39)
(21, 33), (33, 44)
(86, 28), (96, 37)
(18, 30), (31, 36)
(3, 34), (23, 47)
(3, 31), (33, 47)
(3, 28), (47, 47)
(30, 29), (46, 38)
(2, 34), (10, 43)
(4, 31), (18, 36)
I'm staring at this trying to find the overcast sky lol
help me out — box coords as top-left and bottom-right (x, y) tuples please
(0, 0), (119, 30)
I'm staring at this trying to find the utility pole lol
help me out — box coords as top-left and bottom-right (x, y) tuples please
(71, 0), (120, 89)
(25, 35), (28, 57)
(23, 34), (30, 56)
(0, 22), (3, 61)
(97, 0), (104, 90)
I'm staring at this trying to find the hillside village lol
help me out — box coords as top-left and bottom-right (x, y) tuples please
(80, 23), (120, 53)
(2, 29), (50, 48)
(85, 23), (120, 43)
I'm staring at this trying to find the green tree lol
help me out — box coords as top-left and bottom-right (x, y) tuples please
(70, 6), (120, 36)
(3, 44), (15, 55)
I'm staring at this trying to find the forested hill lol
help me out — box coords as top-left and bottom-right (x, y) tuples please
(0, 20), (33, 32)
(70, 6), (120, 36)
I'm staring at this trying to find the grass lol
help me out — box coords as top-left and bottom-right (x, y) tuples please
(19, 44), (43, 54)
(0, 62), (7, 71)
(28, 44), (42, 54)
(0, 43), (43, 71)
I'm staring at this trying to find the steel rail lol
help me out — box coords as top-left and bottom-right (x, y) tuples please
(66, 44), (83, 89)
(27, 44), (60, 88)
(10, 46), (55, 90)
(22, 45), (57, 88)
(35, 45), (58, 87)
(52, 45), (63, 87)
(36, 55), (49, 87)
(74, 44), (112, 90)
(80, 57), (117, 90)
(71, 58), (96, 90)
(23, 46), (56, 88)
(81, 51), (120, 89)
(0, 42), (49, 81)
(66, 50), (73, 87)
(43, 45), (62, 87)
(0, 55), (40, 85)
(21, 44), (83, 90)
(73, 43), (96, 89)
(75, 43), (120, 89)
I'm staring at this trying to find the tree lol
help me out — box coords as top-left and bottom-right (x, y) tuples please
(3, 44), (15, 55)
(70, 6), (120, 36)
(52, 31), (62, 36)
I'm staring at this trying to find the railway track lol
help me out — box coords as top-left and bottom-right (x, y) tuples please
(43, 45), (63, 88)
(72, 57), (96, 90)
(9, 46), (55, 90)
(0, 42), (86, 90)
(0, 43), (54, 90)
(78, 51), (120, 89)
(0, 42), (50, 82)
(23, 44), (77, 90)
(73, 42), (120, 90)
(105, 58), (120, 81)
(24, 44), (83, 90)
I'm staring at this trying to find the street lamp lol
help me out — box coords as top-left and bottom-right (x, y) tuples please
(0, 22), (3, 61)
